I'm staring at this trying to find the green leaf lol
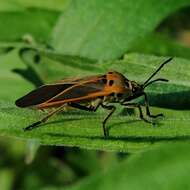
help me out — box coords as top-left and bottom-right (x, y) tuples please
(131, 33), (190, 59)
(18, 47), (98, 83)
(0, 169), (14, 190)
(0, 0), (71, 11)
(0, 9), (59, 42)
(0, 1), (23, 11)
(0, 49), (34, 102)
(16, 0), (71, 11)
(51, 0), (190, 60)
(64, 142), (190, 190)
(1, 104), (190, 153)
(1, 53), (190, 153)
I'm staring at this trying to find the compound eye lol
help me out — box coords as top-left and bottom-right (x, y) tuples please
(132, 86), (138, 93)
(125, 80), (130, 88)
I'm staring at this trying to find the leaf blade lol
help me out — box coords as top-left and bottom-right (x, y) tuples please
(2, 52), (190, 152)
(65, 142), (190, 190)
(52, 0), (190, 60)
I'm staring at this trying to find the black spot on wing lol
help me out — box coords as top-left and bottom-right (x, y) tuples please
(15, 83), (74, 107)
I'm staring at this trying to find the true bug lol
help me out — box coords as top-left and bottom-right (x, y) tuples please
(15, 58), (172, 137)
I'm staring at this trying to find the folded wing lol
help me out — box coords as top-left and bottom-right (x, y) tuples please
(15, 75), (106, 108)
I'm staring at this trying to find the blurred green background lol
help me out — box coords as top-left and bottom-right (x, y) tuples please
(1, 0), (190, 189)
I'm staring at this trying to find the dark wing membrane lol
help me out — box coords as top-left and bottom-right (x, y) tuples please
(47, 78), (106, 103)
(15, 83), (74, 107)
(53, 74), (103, 84)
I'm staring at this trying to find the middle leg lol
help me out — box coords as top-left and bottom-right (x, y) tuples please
(121, 102), (151, 123)
(143, 92), (163, 118)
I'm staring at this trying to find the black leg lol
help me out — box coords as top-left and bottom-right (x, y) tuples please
(101, 104), (116, 138)
(71, 102), (115, 138)
(24, 104), (66, 131)
(143, 93), (163, 118)
(25, 102), (102, 132)
(121, 102), (151, 123)
(69, 102), (100, 112)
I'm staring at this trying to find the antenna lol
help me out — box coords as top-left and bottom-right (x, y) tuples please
(143, 57), (172, 88)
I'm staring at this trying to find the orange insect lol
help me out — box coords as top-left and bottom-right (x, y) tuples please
(15, 58), (172, 137)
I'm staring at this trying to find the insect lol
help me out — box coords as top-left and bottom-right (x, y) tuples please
(15, 58), (172, 138)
